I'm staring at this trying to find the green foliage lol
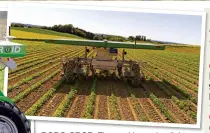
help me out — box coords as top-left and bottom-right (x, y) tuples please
(126, 83), (149, 121)
(150, 93), (176, 123)
(11, 23), (25, 27)
(171, 96), (197, 120)
(128, 36), (135, 42)
(84, 78), (97, 119)
(12, 69), (61, 103)
(8, 63), (59, 91)
(53, 83), (79, 117)
(25, 78), (65, 116)
(9, 48), (83, 74)
(190, 111), (197, 120)
(143, 67), (197, 104)
(109, 86), (120, 120)
(136, 35), (147, 41)
(105, 35), (126, 42)
(93, 35), (103, 40)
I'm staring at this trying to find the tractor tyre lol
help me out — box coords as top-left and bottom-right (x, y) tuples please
(63, 59), (77, 84)
(130, 63), (141, 87)
(0, 101), (31, 133)
(140, 70), (146, 82)
(117, 66), (122, 77)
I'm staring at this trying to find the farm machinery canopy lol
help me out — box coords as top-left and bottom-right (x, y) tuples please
(44, 39), (165, 50)
(13, 37), (165, 50)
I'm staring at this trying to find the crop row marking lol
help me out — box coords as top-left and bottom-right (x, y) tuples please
(12, 69), (61, 103)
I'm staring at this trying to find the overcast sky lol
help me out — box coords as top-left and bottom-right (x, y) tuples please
(9, 5), (202, 45)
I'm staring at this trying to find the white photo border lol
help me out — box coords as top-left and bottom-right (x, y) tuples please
(6, 2), (206, 129)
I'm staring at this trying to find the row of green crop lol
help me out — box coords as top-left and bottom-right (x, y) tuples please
(135, 74), (177, 123)
(130, 52), (198, 88)
(121, 49), (198, 83)
(128, 50), (199, 83)
(128, 49), (199, 79)
(10, 48), (82, 74)
(109, 83), (120, 120)
(17, 47), (69, 62)
(10, 51), (70, 74)
(126, 51), (198, 95)
(144, 67), (197, 104)
(52, 51), (94, 117)
(145, 63), (198, 92)
(17, 48), (77, 66)
(9, 60), (60, 81)
(125, 83), (149, 121)
(126, 53), (198, 99)
(151, 50), (199, 68)
(143, 57), (198, 84)
(12, 69), (61, 103)
(13, 41), (78, 61)
(129, 49), (199, 69)
(9, 48), (84, 80)
(8, 63), (60, 92)
(52, 83), (79, 117)
(84, 78), (97, 119)
(155, 50), (200, 65)
(25, 78), (65, 115)
(122, 48), (198, 122)
(13, 46), (58, 61)
(132, 49), (200, 69)
(128, 49), (199, 76)
(146, 71), (196, 119)
(149, 93), (176, 123)
(172, 96), (197, 121)
(145, 71), (197, 121)
(16, 45), (76, 60)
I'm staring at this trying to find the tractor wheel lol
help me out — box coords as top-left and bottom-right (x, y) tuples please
(63, 59), (77, 84)
(86, 65), (90, 77)
(140, 69), (146, 82)
(91, 68), (96, 79)
(111, 72), (118, 80)
(130, 63), (141, 87)
(117, 66), (122, 77)
(0, 101), (31, 133)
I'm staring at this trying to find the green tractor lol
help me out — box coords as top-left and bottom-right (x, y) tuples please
(0, 40), (30, 133)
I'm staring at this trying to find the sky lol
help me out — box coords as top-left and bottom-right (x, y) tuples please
(9, 5), (203, 45)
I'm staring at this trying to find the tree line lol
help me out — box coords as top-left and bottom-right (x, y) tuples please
(11, 23), (151, 42)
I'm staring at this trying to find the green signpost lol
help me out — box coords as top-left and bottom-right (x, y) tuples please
(0, 41), (26, 57)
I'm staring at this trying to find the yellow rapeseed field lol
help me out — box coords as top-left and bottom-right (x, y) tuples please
(11, 29), (73, 39)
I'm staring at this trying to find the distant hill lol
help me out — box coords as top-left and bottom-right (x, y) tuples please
(11, 27), (85, 40)
(150, 39), (191, 45)
(11, 22), (44, 28)
(23, 24), (44, 28)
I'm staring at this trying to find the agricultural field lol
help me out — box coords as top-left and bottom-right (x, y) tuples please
(8, 28), (200, 124)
